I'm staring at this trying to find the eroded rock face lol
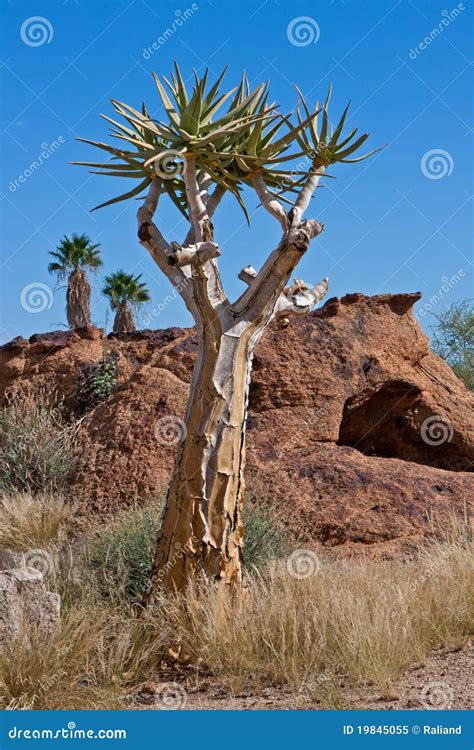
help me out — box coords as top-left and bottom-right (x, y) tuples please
(0, 568), (60, 641)
(1, 293), (472, 555)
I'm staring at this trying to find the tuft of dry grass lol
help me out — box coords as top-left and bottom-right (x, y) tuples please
(0, 389), (78, 494)
(0, 605), (171, 709)
(164, 536), (473, 696)
(0, 492), (75, 552)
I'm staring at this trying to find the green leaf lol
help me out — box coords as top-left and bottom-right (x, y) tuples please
(334, 132), (369, 160)
(339, 145), (385, 163)
(152, 73), (180, 127)
(91, 176), (151, 211)
(328, 100), (351, 147)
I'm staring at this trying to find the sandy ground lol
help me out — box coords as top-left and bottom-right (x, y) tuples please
(134, 641), (473, 711)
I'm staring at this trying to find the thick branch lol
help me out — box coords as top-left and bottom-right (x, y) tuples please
(274, 276), (329, 321)
(180, 157), (231, 330)
(183, 157), (210, 243)
(183, 183), (226, 248)
(293, 165), (326, 221)
(251, 171), (288, 232)
(233, 217), (324, 322)
(137, 179), (195, 310)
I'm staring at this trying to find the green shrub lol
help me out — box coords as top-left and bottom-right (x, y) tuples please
(86, 502), (162, 602)
(242, 502), (289, 569)
(75, 350), (119, 413)
(84, 498), (287, 603)
(432, 299), (474, 390)
(0, 391), (77, 494)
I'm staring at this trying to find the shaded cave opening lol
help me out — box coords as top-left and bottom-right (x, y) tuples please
(337, 380), (467, 471)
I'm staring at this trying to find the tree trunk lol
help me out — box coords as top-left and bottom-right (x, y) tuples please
(67, 269), (91, 328)
(113, 302), (135, 333)
(146, 320), (266, 597)
(138, 176), (326, 601)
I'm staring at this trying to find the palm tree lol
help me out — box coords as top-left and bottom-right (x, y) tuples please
(102, 270), (150, 333)
(48, 233), (102, 328)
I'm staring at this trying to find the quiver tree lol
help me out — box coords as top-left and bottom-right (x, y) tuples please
(102, 270), (150, 333)
(48, 233), (102, 328)
(75, 64), (380, 596)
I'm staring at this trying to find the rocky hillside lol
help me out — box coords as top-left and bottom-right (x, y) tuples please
(1, 292), (472, 557)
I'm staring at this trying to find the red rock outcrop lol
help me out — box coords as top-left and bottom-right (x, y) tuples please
(1, 293), (472, 555)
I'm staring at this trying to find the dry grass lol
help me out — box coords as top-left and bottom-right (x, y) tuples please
(0, 605), (173, 710)
(1, 529), (471, 709)
(0, 389), (78, 494)
(169, 538), (472, 697)
(0, 492), (75, 551)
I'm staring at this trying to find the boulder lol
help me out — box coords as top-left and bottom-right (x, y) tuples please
(0, 568), (60, 641)
(1, 292), (472, 555)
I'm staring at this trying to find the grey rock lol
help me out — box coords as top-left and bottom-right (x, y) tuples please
(0, 567), (60, 642)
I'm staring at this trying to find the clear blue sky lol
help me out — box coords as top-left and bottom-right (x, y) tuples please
(1, 0), (472, 342)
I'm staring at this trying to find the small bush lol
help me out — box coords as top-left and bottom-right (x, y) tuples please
(84, 499), (287, 603)
(76, 350), (119, 413)
(0, 391), (77, 494)
(242, 502), (288, 569)
(86, 502), (162, 602)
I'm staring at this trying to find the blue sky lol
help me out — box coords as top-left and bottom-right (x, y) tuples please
(1, 0), (472, 342)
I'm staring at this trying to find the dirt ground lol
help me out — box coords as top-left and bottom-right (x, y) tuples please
(134, 641), (473, 711)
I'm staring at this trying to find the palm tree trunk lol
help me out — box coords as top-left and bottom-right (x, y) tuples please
(67, 269), (91, 328)
(113, 302), (136, 333)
